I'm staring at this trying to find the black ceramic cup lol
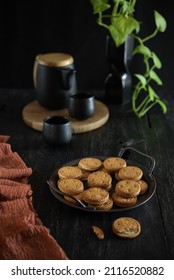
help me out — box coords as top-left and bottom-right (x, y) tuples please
(68, 92), (95, 120)
(43, 116), (72, 145)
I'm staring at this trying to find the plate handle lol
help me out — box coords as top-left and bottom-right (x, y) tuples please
(118, 147), (155, 179)
(47, 180), (89, 209)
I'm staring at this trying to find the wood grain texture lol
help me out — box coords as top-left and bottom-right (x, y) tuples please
(22, 100), (109, 134)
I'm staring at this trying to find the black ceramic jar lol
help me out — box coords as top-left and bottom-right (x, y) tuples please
(33, 53), (77, 110)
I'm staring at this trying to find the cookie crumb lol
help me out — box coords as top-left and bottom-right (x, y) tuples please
(92, 226), (104, 240)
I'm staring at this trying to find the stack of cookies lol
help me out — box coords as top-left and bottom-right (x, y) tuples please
(57, 166), (84, 205)
(57, 156), (148, 210)
(112, 165), (148, 208)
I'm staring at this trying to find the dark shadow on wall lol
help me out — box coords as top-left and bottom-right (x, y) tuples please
(0, 0), (173, 91)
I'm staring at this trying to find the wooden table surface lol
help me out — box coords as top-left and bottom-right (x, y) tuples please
(0, 88), (173, 260)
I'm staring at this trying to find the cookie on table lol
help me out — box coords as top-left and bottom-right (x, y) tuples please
(92, 226), (105, 240)
(57, 178), (84, 195)
(103, 157), (127, 173)
(83, 187), (109, 205)
(138, 179), (148, 194)
(87, 170), (112, 189)
(112, 192), (137, 207)
(115, 180), (141, 198)
(78, 157), (102, 171)
(58, 166), (82, 179)
(112, 217), (141, 238)
(88, 197), (113, 211)
(118, 166), (143, 181)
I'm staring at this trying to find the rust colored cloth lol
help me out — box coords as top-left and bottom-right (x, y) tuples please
(0, 135), (68, 259)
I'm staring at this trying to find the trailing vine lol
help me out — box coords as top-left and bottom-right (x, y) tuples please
(90, 0), (167, 117)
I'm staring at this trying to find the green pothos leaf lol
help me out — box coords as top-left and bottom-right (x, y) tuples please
(154, 10), (167, 32)
(109, 14), (140, 47)
(149, 70), (163, 85)
(148, 85), (156, 101)
(90, 0), (110, 14)
(109, 25), (124, 47)
(133, 45), (151, 57)
(156, 99), (167, 114)
(120, 0), (136, 15)
(134, 74), (147, 86)
(151, 52), (162, 69)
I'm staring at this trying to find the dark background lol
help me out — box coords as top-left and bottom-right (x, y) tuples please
(0, 0), (172, 91)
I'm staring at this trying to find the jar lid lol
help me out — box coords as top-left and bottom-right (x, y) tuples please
(36, 53), (74, 67)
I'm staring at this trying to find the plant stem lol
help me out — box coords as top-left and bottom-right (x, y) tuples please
(97, 12), (110, 29)
(139, 98), (151, 113)
(136, 95), (149, 112)
(139, 101), (157, 117)
(134, 83), (146, 99)
(132, 97), (140, 118)
(142, 28), (158, 43)
(130, 0), (137, 9)
(112, 1), (120, 17)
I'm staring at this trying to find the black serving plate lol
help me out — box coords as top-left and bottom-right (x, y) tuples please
(47, 148), (156, 213)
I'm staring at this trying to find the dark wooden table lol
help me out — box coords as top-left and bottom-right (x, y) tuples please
(0, 88), (174, 260)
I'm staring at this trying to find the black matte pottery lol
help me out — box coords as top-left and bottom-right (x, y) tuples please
(43, 116), (72, 145)
(105, 35), (134, 106)
(68, 93), (95, 120)
(33, 53), (77, 110)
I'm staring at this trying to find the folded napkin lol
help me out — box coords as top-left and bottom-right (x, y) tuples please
(0, 135), (68, 260)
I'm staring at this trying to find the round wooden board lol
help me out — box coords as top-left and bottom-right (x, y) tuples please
(22, 100), (109, 134)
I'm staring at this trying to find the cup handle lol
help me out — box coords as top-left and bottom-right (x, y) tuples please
(67, 69), (76, 90)
(60, 68), (76, 90)
(33, 57), (38, 88)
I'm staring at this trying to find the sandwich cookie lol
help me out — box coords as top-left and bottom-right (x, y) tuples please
(112, 217), (141, 238)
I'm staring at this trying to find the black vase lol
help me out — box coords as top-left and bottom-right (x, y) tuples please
(104, 35), (134, 106)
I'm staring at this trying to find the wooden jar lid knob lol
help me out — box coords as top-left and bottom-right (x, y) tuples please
(35, 53), (74, 67)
